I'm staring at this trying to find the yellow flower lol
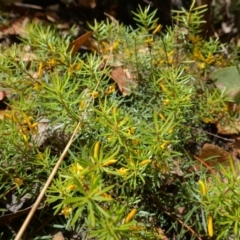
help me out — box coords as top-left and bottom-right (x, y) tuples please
(47, 58), (57, 66)
(222, 105), (228, 112)
(127, 127), (135, 135)
(90, 91), (99, 98)
(145, 37), (153, 44)
(107, 136), (114, 142)
(168, 128), (173, 134)
(132, 139), (140, 145)
(134, 149), (141, 155)
(113, 41), (119, 50)
(116, 168), (129, 176)
(101, 41), (110, 53)
(125, 209), (137, 223)
(124, 48), (131, 56)
(101, 192), (112, 199)
(130, 225), (145, 231)
(198, 62), (206, 69)
(160, 142), (168, 149)
(60, 206), (72, 218)
(204, 117), (213, 124)
(33, 82), (43, 92)
(102, 41), (119, 53)
(67, 62), (82, 74)
(67, 184), (77, 191)
(22, 114), (38, 134)
(70, 163), (83, 174)
(205, 53), (215, 65)
(13, 178), (23, 187)
(188, 35), (202, 44)
(163, 99), (169, 105)
(105, 85), (116, 95)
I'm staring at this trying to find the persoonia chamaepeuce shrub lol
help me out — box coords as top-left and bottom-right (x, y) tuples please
(0, 0), (237, 239)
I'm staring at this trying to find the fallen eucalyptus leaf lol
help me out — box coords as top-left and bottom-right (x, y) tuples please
(211, 65), (240, 104)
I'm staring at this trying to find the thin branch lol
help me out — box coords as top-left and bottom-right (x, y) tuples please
(194, 155), (216, 175)
(164, 210), (202, 240)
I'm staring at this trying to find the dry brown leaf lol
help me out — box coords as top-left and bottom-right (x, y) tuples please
(198, 143), (232, 167)
(0, 91), (7, 101)
(0, 90), (8, 119)
(52, 231), (65, 240)
(22, 52), (37, 62)
(110, 66), (136, 95)
(217, 118), (240, 135)
(0, 16), (29, 38)
(233, 137), (240, 155)
(0, 201), (44, 227)
(68, 31), (92, 56)
(77, 0), (97, 8)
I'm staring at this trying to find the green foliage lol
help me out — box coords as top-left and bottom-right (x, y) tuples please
(0, 1), (238, 239)
(198, 161), (240, 239)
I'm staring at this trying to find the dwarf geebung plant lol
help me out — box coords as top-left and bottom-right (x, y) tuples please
(0, 1), (238, 239)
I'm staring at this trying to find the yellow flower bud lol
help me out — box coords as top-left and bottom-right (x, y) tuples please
(23, 134), (28, 142)
(160, 83), (167, 92)
(159, 113), (166, 121)
(102, 159), (117, 166)
(4, 113), (12, 119)
(207, 215), (213, 237)
(132, 139), (140, 145)
(198, 180), (207, 195)
(94, 141), (100, 159)
(101, 193), (112, 199)
(163, 99), (169, 105)
(139, 160), (152, 165)
(168, 128), (173, 134)
(79, 100), (85, 110)
(48, 43), (54, 51)
(153, 24), (162, 34)
(38, 62), (43, 77)
(125, 209), (137, 223)
(113, 106), (117, 115)
(67, 184), (77, 191)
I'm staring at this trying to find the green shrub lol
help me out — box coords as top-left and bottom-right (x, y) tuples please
(0, 1), (238, 239)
